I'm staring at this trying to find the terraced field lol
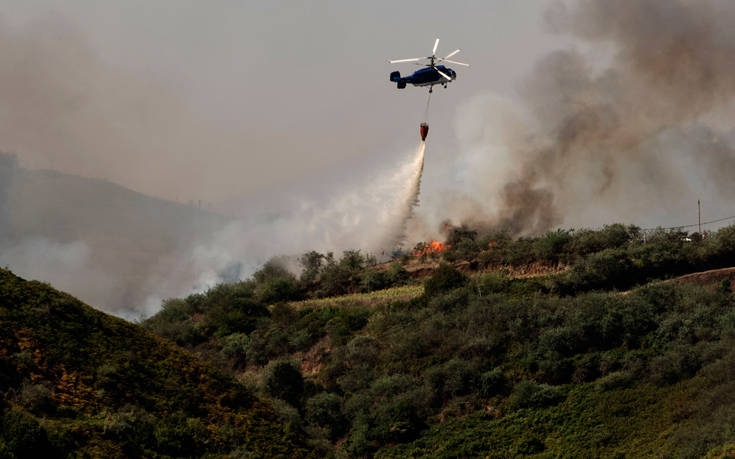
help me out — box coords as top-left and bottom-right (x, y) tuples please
(288, 284), (423, 309)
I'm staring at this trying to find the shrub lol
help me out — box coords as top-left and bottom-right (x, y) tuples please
(371, 395), (424, 443)
(299, 251), (325, 283)
(346, 335), (380, 367)
(533, 229), (572, 264)
(443, 226), (479, 262)
(305, 392), (344, 440)
(505, 238), (536, 267)
(253, 258), (294, 284)
(211, 297), (269, 336)
(220, 333), (250, 363)
(270, 398), (304, 433)
(153, 413), (209, 457)
(261, 359), (304, 406)
(427, 287), (470, 312)
(538, 327), (580, 357)
(649, 346), (701, 385)
(387, 262), (410, 286)
(257, 277), (300, 303)
(567, 224), (636, 258)
(424, 263), (468, 298)
(18, 381), (52, 413)
(375, 374), (415, 395)
(476, 272), (510, 295)
(479, 368), (507, 398)
(425, 359), (479, 403)
(538, 357), (575, 385)
(596, 370), (633, 391)
(509, 381), (564, 410)
(360, 270), (389, 293)
(344, 414), (372, 457)
(0, 409), (52, 457)
(572, 354), (601, 383)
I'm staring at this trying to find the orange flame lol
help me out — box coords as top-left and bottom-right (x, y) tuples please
(412, 240), (447, 257)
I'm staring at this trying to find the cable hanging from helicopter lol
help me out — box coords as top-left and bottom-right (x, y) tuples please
(388, 38), (469, 141)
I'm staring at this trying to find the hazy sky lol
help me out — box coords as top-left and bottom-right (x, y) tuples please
(0, 1), (562, 208)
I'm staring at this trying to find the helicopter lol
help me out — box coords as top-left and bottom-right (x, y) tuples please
(388, 38), (469, 93)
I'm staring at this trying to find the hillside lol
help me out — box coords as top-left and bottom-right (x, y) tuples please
(143, 224), (735, 457)
(0, 268), (310, 457)
(0, 154), (231, 316)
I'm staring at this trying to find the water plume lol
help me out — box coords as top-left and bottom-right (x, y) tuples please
(384, 141), (426, 250)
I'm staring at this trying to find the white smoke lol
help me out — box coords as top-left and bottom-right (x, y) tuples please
(0, 238), (118, 311)
(136, 142), (427, 316)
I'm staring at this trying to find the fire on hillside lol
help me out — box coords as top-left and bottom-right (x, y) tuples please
(412, 240), (447, 257)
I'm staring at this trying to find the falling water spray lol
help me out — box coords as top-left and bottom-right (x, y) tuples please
(380, 141), (426, 252)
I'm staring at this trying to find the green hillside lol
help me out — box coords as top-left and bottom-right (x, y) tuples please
(143, 224), (735, 457)
(0, 268), (310, 458)
(6, 223), (735, 457)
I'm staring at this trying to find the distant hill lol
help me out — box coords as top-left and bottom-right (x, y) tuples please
(0, 267), (311, 457)
(0, 154), (231, 316)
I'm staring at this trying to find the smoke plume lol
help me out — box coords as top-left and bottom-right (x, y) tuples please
(446, 0), (735, 236)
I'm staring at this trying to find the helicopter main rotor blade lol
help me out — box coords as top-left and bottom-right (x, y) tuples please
(389, 57), (423, 64)
(432, 38), (440, 55)
(436, 67), (452, 81)
(441, 58), (470, 67)
(443, 49), (460, 60)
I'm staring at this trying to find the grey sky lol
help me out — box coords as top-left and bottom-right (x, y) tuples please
(0, 1), (560, 207)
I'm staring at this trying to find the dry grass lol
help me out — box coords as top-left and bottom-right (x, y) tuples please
(288, 284), (423, 310)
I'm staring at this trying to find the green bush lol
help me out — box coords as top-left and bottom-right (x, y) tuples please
(154, 412), (209, 457)
(533, 229), (572, 264)
(509, 381), (564, 410)
(476, 272), (510, 295)
(360, 270), (389, 293)
(538, 326), (580, 357)
(346, 335), (380, 367)
(316, 251), (370, 297)
(371, 395), (424, 443)
(212, 297), (270, 336)
(649, 346), (701, 385)
(443, 226), (479, 262)
(424, 263), (467, 298)
(261, 359), (304, 406)
(305, 392), (344, 440)
(220, 333), (250, 363)
(387, 262), (410, 286)
(253, 259), (294, 284)
(299, 251), (325, 283)
(0, 409), (52, 457)
(596, 370), (633, 391)
(256, 277), (300, 303)
(425, 359), (479, 404)
(479, 368), (507, 398)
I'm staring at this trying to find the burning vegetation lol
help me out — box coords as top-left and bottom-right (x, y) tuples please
(412, 240), (447, 257)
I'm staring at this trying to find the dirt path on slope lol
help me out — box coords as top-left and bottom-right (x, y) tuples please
(670, 266), (735, 289)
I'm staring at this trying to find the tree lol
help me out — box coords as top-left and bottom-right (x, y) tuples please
(262, 360), (304, 406)
(424, 263), (467, 298)
(299, 251), (325, 283)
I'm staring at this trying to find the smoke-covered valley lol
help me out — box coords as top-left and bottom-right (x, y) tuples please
(5, 0), (735, 318)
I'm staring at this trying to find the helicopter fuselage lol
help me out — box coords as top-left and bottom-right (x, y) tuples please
(390, 65), (456, 89)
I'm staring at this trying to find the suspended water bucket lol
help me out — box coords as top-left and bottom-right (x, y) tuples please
(420, 122), (429, 141)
